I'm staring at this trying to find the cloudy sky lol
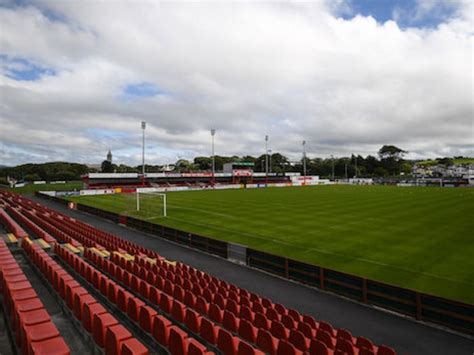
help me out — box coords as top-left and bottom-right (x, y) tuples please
(0, 0), (472, 166)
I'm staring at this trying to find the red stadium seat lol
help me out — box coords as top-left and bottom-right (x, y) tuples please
(152, 315), (171, 346)
(252, 302), (265, 314)
(160, 293), (172, 314)
(318, 321), (335, 337)
(93, 313), (119, 347)
(237, 341), (265, 355)
(281, 314), (296, 330)
(139, 280), (150, 299)
(238, 319), (258, 343)
(200, 318), (218, 344)
(266, 308), (281, 322)
(127, 297), (145, 322)
(23, 321), (60, 355)
(184, 290), (197, 308)
(226, 299), (240, 315)
(337, 329), (354, 344)
(168, 326), (189, 355)
(188, 338), (212, 355)
(287, 309), (301, 322)
(196, 297), (209, 315)
(223, 310), (240, 333)
(335, 338), (355, 355)
(209, 303), (223, 323)
(184, 309), (202, 333)
(148, 287), (161, 305)
(105, 324), (133, 355)
(171, 300), (186, 323)
(303, 315), (318, 329)
(256, 329), (278, 355)
(139, 306), (157, 333)
(316, 330), (335, 350)
(270, 321), (289, 340)
(308, 339), (330, 355)
(121, 338), (149, 355)
(288, 329), (310, 352)
(298, 322), (316, 339)
(356, 337), (375, 351)
(117, 289), (132, 312)
(107, 283), (119, 303)
(239, 306), (255, 323)
(277, 340), (303, 355)
(30, 336), (70, 355)
(377, 345), (396, 355)
(217, 328), (239, 355)
(254, 312), (270, 331)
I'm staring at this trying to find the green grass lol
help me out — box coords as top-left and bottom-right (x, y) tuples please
(68, 185), (474, 304)
(418, 157), (474, 166)
(8, 181), (82, 194)
(453, 157), (474, 165)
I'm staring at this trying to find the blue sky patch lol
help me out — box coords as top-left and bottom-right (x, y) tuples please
(122, 82), (168, 99)
(342, 0), (459, 28)
(1, 55), (56, 81)
(86, 128), (130, 139)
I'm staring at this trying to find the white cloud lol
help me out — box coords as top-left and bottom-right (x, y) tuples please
(0, 1), (472, 166)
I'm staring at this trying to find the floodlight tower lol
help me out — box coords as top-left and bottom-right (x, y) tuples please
(265, 135), (269, 185)
(141, 121), (146, 176)
(268, 149), (273, 173)
(211, 129), (216, 186)
(354, 155), (358, 178)
(331, 155), (335, 180)
(302, 140), (307, 185)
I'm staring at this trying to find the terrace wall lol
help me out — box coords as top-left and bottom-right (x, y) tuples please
(37, 191), (474, 336)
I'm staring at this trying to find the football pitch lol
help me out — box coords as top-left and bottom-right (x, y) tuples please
(67, 185), (474, 304)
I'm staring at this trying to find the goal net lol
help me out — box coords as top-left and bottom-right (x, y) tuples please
(133, 190), (167, 219)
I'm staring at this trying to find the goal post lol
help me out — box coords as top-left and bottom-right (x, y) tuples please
(136, 190), (167, 217)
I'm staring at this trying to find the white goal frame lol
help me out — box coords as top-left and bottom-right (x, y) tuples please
(136, 190), (167, 217)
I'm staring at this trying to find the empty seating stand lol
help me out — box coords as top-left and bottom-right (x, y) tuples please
(56, 244), (213, 355)
(21, 238), (149, 355)
(0, 238), (70, 354)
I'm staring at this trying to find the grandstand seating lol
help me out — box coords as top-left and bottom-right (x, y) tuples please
(0, 238), (69, 354)
(0, 190), (397, 355)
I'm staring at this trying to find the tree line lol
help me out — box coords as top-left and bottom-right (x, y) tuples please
(3, 146), (469, 183)
(101, 145), (412, 178)
(0, 162), (89, 183)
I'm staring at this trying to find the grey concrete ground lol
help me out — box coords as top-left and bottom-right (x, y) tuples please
(31, 196), (474, 355)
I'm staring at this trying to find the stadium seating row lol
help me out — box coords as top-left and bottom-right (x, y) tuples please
(82, 247), (265, 355)
(55, 243), (213, 355)
(102, 248), (394, 355)
(21, 238), (148, 355)
(0, 238), (69, 355)
(0, 208), (28, 239)
(6, 206), (56, 243)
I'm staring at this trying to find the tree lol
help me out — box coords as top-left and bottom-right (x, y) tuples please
(116, 164), (137, 173)
(437, 158), (453, 166)
(174, 159), (199, 172)
(378, 145), (407, 160)
(101, 160), (114, 173)
(194, 157), (212, 171)
(378, 145), (407, 176)
(269, 153), (291, 173)
(24, 173), (41, 181)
